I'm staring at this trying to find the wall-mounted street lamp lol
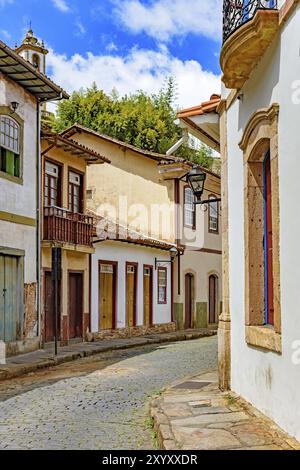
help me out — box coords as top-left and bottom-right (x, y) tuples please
(185, 165), (221, 205)
(10, 101), (19, 113)
(155, 246), (178, 270)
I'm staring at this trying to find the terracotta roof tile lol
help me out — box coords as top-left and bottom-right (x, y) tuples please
(177, 94), (221, 119)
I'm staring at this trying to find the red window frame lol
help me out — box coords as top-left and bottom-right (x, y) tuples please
(68, 169), (83, 213)
(157, 267), (167, 304)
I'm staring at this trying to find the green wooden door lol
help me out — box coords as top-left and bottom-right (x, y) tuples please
(0, 256), (4, 341)
(0, 255), (20, 342)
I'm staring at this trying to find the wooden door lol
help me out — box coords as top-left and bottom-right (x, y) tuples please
(44, 272), (55, 343)
(44, 271), (61, 343)
(126, 264), (137, 327)
(265, 153), (275, 325)
(99, 263), (117, 330)
(69, 273), (83, 339)
(209, 275), (217, 324)
(144, 266), (153, 326)
(0, 255), (19, 342)
(185, 274), (193, 329)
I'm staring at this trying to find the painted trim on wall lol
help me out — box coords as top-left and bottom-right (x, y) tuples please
(98, 260), (118, 330)
(0, 246), (25, 257)
(125, 261), (138, 327)
(143, 264), (153, 326)
(157, 266), (168, 305)
(0, 210), (36, 227)
(198, 248), (222, 255)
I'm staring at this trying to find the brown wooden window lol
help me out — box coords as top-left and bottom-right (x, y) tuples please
(158, 267), (167, 304)
(69, 171), (82, 213)
(184, 186), (196, 228)
(0, 115), (20, 178)
(44, 161), (60, 207)
(208, 195), (219, 233)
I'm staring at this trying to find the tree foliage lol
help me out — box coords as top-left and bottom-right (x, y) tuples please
(53, 78), (215, 169)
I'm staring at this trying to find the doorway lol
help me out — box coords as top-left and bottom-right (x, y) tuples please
(143, 265), (153, 326)
(0, 254), (22, 342)
(209, 275), (218, 324)
(185, 273), (194, 329)
(68, 272), (83, 339)
(99, 262), (117, 330)
(44, 271), (61, 343)
(126, 263), (137, 327)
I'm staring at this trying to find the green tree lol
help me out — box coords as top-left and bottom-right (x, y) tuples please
(53, 78), (215, 170)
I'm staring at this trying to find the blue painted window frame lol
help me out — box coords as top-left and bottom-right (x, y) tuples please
(263, 150), (271, 325)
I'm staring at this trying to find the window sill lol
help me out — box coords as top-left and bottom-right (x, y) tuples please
(246, 326), (282, 354)
(0, 170), (23, 185)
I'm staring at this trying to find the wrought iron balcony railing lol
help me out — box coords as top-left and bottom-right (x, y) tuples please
(43, 206), (94, 247)
(223, 0), (278, 43)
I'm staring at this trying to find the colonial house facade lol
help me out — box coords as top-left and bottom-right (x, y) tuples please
(0, 36), (67, 356)
(41, 133), (110, 345)
(158, 159), (222, 331)
(193, 0), (300, 442)
(60, 125), (222, 337)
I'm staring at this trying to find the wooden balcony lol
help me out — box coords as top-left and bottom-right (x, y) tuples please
(221, 1), (279, 89)
(43, 207), (94, 247)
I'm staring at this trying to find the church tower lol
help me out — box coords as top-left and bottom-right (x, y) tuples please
(15, 28), (48, 74)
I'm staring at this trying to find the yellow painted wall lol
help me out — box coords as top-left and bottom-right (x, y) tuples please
(69, 133), (176, 243)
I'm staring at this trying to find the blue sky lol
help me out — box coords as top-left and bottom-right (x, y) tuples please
(0, 0), (222, 108)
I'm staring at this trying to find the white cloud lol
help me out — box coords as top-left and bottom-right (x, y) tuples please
(113, 0), (222, 42)
(106, 42), (118, 53)
(47, 45), (220, 109)
(75, 20), (86, 36)
(51, 0), (69, 12)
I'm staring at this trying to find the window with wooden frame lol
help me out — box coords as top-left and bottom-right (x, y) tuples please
(0, 115), (21, 178)
(208, 195), (219, 233)
(184, 186), (196, 229)
(69, 170), (83, 213)
(158, 267), (167, 304)
(44, 161), (61, 208)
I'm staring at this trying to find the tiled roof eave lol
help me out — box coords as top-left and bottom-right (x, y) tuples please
(0, 40), (69, 101)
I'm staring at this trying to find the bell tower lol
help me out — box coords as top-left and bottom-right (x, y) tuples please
(15, 27), (48, 74)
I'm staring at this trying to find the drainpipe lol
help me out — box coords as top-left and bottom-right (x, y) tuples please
(166, 129), (189, 156)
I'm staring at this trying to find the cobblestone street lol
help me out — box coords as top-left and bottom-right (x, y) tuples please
(0, 337), (217, 450)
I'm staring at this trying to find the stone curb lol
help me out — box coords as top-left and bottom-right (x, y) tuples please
(150, 370), (300, 451)
(0, 330), (216, 382)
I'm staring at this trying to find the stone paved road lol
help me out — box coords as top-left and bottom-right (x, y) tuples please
(0, 336), (217, 450)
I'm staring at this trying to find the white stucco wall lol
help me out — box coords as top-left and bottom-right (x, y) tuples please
(91, 241), (172, 331)
(178, 180), (222, 252)
(175, 250), (222, 305)
(0, 221), (36, 283)
(0, 74), (37, 283)
(226, 5), (300, 440)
